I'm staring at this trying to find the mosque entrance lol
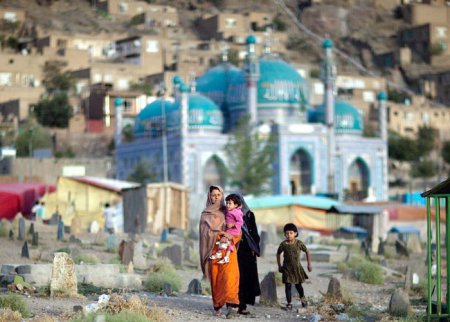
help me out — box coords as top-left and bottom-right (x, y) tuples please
(203, 155), (227, 191)
(289, 149), (312, 195)
(347, 158), (370, 201)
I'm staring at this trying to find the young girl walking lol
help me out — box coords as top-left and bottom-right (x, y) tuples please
(276, 223), (312, 310)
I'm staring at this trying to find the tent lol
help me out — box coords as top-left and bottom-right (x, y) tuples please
(389, 225), (421, 241)
(0, 183), (56, 219)
(246, 195), (352, 233)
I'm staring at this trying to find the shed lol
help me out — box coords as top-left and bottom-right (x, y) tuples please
(388, 225), (420, 242)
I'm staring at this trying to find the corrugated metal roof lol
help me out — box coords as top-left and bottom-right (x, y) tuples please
(70, 176), (141, 192)
(337, 226), (367, 234)
(328, 204), (382, 215)
(246, 195), (340, 210)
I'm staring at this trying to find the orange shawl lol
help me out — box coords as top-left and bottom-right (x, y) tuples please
(199, 185), (226, 280)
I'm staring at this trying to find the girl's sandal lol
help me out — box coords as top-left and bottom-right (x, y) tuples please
(286, 303), (293, 311)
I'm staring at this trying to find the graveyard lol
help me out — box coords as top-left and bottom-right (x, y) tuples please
(0, 213), (428, 321)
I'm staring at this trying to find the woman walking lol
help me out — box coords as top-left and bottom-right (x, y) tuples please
(199, 185), (241, 318)
(237, 194), (261, 315)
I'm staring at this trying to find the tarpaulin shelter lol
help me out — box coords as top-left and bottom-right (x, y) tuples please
(44, 176), (144, 233)
(0, 183), (56, 219)
(246, 195), (352, 233)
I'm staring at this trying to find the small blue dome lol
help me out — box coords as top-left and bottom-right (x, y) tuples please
(172, 75), (182, 85)
(309, 100), (364, 135)
(377, 91), (388, 101)
(246, 35), (256, 44)
(179, 83), (190, 93)
(168, 93), (223, 131)
(134, 99), (174, 135)
(323, 38), (333, 49)
(114, 96), (123, 107)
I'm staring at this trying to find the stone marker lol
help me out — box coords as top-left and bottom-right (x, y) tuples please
(377, 237), (385, 255)
(28, 223), (34, 236)
(9, 229), (14, 240)
(133, 241), (147, 270)
(18, 218), (25, 241)
(21, 241), (29, 258)
(69, 235), (82, 245)
(187, 278), (202, 294)
(327, 277), (343, 300)
(32, 232), (39, 246)
(163, 282), (172, 296)
(161, 244), (182, 267)
(260, 272), (278, 306)
(70, 216), (82, 236)
(395, 240), (409, 257)
(127, 261), (134, 274)
(148, 242), (158, 260)
(388, 289), (410, 317)
(183, 239), (194, 262)
(406, 235), (422, 254)
(94, 231), (107, 245)
(50, 252), (78, 297)
(260, 231), (268, 257)
(48, 213), (60, 225)
(119, 240), (134, 265)
(160, 228), (168, 243)
(57, 220), (64, 241)
(89, 220), (100, 234)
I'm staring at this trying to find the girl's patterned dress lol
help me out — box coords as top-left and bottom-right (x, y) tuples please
(277, 239), (309, 284)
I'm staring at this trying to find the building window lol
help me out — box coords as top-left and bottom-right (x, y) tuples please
(225, 18), (237, 28)
(123, 98), (132, 112)
(404, 111), (414, 122)
(0, 73), (12, 86)
(3, 12), (17, 22)
(436, 26), (447, 38)
(117, 79), (129, 90)
(146, 40), (159, 53)
(422, 112), (430, 125)
(119, 2), (128, 13)
(93, 74), (102, 83)
(104, 74), (113, 83)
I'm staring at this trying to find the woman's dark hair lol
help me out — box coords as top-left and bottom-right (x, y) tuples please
(283, 223), (298, 237)
(209, 186), (220, 193)
(225, 193), (242, 206)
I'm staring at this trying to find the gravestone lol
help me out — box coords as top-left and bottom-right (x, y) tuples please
(160, 228), (168, 243)
(48, 213), (60, 225)
(70, 216), (82, 236)
(148, 242), (158, 259)
(69, 235), (82, 245)
(57, 221), (64, 240)
(89, 220), (100, 234)
(406, 235), (422, 254)
(260, 231), (268, 257)
(119, 240), (134, 265)
(163, 282), (172, 296)
(395, 240), (409, 257)
(183, 239), (194, 262)
(50, 252), (78, 297)
(28, 223), (34, 236)
(94, 231), (107, 245)
(388, 289), (410, 317)
(127, 261), (134, 274)
(161, 244), (182, 266)
(21, 241), (29, 258)
(133, 240), (147, 270)
(327, 277), (343, 300)
(187, 279), (202, 294)
(18, 218), (25, 241)
(32, 232), (39, 246)
(9, 229), (14, 240)
(260, 272), (278, 306)
(377, 237), (385, 255)
(106, 234), (119, 252)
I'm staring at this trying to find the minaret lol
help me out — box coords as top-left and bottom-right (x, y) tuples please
(320, 38), (337, 195)
(377, 91), (388, 142)
(244, 35), (259, 125)
(114, 96), (123, 146)
(179, 81), (190, 186)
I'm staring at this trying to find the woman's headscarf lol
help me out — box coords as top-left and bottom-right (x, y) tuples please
(199, 185), (226, 280)
(238, 193), (261, 256)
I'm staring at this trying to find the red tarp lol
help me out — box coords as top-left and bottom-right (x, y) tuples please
(0, 183), (56, 219)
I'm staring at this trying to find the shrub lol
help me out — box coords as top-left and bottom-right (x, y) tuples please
(0, 223), (7, 237)
(358, 260), (384, 285)
(55, 247), (71, 254)
(73, 254), (98, 264)
(144, 260), (182, 292)
(0, 293), (31, 318)
(71, 311), (152, 322)
(0, 308), (22, 322)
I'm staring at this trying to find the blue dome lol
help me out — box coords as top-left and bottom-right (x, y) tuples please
(377, 91), (388, 101)
(196, 63), (241, 107)
(114, 96), (123, 107)
(309, 100), (364, 135)
(172, 75), (182, 85)
(168, 93), (223, 131)
(257, 57), (308, 106)
(323, 38), (333, 49)
(246, 35), (256, 44)
(134, 99), (174, 135)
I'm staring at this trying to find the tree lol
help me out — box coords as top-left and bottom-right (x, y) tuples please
(34, 93), (73, 128)
(127, 160), (156, 184)
(15, 119), (52, 157)
(129, 81), (152, 96)
(442, 141), (450, 164)
(416, 126), (437, 158)
(42, 60), (74, 95)
(410, 160), (437, 178)
(388, 131), (418, 162)
(224, 115), (276, 195)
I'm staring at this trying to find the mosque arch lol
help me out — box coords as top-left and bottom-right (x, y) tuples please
(203, 155), (227, 191)
(347, 157), (370, 201)
(289, 148), (313, 195)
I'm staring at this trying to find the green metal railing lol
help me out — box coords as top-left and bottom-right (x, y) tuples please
(426, 195), (449, 321)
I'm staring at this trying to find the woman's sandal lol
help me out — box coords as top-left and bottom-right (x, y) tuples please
(238, 309), (250, 315)
(286, 303), (293, 311)
(213, 309), (221, 316)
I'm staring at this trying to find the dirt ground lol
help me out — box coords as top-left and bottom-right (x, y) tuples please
(0, 219), (424, 321)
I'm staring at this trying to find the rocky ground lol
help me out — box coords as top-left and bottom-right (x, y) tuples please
(0, 218), (426, 321)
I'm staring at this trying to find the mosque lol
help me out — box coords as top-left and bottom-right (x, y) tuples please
(115, 36), (389, 209)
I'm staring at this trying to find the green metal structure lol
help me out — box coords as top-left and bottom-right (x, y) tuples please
(422, 178), (450, 320)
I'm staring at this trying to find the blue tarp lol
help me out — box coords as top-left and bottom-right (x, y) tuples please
(328, 204), (382, 215)
(246, 195), (340, 210)
(336, 226), (368, 239)
(389, 225), (420, 240)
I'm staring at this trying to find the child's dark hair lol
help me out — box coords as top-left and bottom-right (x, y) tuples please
(283, 223), (298, 237)
(225, 193), (242, 206)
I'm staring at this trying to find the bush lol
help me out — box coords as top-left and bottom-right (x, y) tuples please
(0, 223), (8, 237)
(0, 293), (31, 318)
(0, 308), (22, 322)
(55, 247), (71, 254)
(358, 260), (384, 284)
(71, 311), (152, 322)
(144, 260), (182, 292)
(73, 254), (98, 264)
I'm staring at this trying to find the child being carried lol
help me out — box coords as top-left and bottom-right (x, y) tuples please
(209, 193), (243, 264)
